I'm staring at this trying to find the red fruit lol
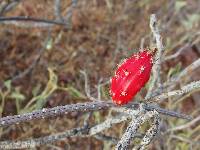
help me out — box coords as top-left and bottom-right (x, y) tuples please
(110, 50), (154, 105)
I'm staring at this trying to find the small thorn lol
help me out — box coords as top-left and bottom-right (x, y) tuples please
(140, 66), (145, 73)
(117, 100), (122, 105)
(121, 91), (126, 96)
(42, 108), (47, 113)
(150, 48), (157, 55)
(109, 90), (112, 95)
(118, 58), (128, 68)
(114, 74), (120, 79)
(139, 49), (144, 53)
(135, 54), (140, 60)
(147, 51), (151, 55)
(123, 69), (129, 76)
(150, 57), (154, 64)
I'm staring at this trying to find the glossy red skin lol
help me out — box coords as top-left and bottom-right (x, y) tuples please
(110, 50), (153, 105)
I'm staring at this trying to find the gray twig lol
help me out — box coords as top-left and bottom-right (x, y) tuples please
(0, 102), (192, 149)
(116, 110), (160, 150)
(0, 29), (52, 91)
(150, 58), (200, 98)
(0, 126), (87, 149)
(172, 58), (200, 83)
(54, 0), (64, 22)
(151, 80), (200, 103)
(145, 14), (164, 99)
(0, 1), (20, 15)
(0, 16), (69, 28)
(89, 114), (129, 136)
(0, 102), (192, 127)
(80, 70), (99, 101)
(143, 104), (192, 120)
(137, 110), (161, 150)
(164, 43), (190, 61)
(90, 104), (145, 136)
(94, 134), (119, 144)
(166, 115), (200, 132)
(0, 101), (114, 127)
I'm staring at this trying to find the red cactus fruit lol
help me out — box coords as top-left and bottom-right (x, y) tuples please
(110, 49), (155, 105)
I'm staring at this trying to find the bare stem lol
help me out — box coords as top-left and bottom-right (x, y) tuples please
(152, 58), (200, 98)
(0, 101), (114, 127)
(0, 102), (192, 127)
(0, 16), (69, 28)
(166, 115), (200, 132)
(151, 80), (200, 103)
(0, 126), (87, 149)
(116, 110), (160, 150)
(145, 14), (164, 99)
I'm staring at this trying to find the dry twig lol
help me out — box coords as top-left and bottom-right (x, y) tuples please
(116, 110), (160, 150)
(145, 14), (164, 99)
(0, 16), (69, 28)
(151, 80), (200, 103)
(166, 115), (200, 132)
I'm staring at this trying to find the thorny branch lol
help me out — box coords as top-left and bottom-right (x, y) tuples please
(151, 58), (200, 98)
(0, 101), (192, 127)
(116, 110), (160, 150)
(0, 126), (87, 149)
(145, 14), (164, 99)
(0, 105), (144, 149)
(0, 101), (113, 127)
(0, 103), (193, 149)
(150, 80), (200, 103)
(137, 111), (160, 150)
(89, 114), (129, 136)
(121, 13), (199, 149)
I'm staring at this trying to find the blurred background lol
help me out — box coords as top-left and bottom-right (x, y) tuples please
(0, 0), (200, 149)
